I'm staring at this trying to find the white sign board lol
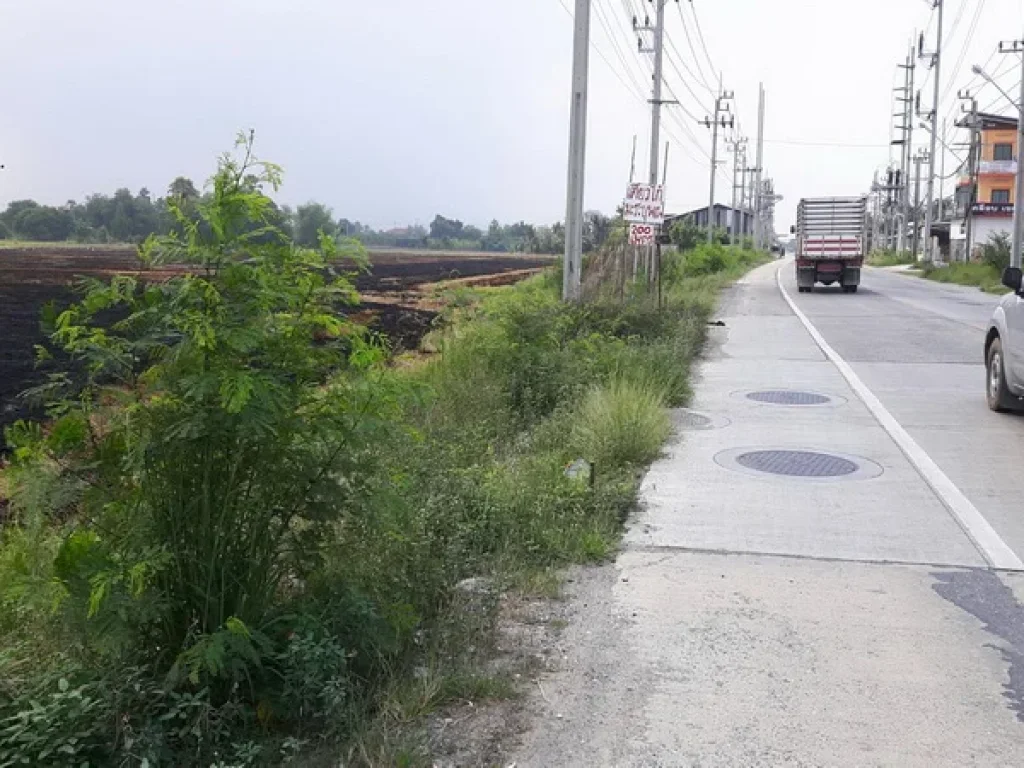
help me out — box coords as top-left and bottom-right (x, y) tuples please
(628, 223), (657, 246)
(623, 183), (665, 225)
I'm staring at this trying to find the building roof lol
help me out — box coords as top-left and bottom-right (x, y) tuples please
(957, 112), (1019, 130)
(669, 203), (750, 219)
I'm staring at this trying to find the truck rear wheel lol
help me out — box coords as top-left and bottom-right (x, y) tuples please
(843, 285), (858, 294)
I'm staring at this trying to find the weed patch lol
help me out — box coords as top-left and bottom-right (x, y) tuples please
(0, 137), (762, 764)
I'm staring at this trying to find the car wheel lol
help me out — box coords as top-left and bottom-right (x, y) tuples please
(986, 337), (1014, 412)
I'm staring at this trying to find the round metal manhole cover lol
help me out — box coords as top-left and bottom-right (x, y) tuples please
(714, 447), (883, 482)
(673, 409), (731, 431)
(747, 390), (831, 406)
(679, 411), (712, 428)
(736, 449), (857, 477)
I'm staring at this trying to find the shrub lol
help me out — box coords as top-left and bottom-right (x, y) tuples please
(3, 134), (392, 736)
(981, 232), (1011, 272)
(574, 377), (670, 469)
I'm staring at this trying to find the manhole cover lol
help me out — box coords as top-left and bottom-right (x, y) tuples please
(736, 449), (857, 477)
(714, 447), (883, 482)
(746, 390), (831, 406)
(672, 409), (731, 431)
(678, 411), (713, 429)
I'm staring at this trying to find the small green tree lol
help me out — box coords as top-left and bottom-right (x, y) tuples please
(669, 216), (701, 251)
(8, 133), (388, 678)
(981, 232), (1012, 272)
(294, 201), (338, 246)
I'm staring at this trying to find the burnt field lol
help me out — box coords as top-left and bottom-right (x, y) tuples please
(0, 245), (553, 445)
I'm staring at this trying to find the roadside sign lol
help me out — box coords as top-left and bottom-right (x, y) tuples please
(623, 183), (665, 224)
(628, 223), (657, 246)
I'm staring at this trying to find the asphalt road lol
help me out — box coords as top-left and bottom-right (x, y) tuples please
(511, 260), (1024, 767)
(788, 266), (1024, 561)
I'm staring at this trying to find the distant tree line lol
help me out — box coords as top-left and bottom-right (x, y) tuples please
(0, 179), (616, 255)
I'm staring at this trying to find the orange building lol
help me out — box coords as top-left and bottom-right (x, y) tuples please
(956, 113), (1018, 258)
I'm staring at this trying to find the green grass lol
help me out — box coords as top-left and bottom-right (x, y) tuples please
(575, 376), (671, 469)
(868, 249), (916, 267)
(919, 262), (1009, 294)
(0, 242), (762, 765)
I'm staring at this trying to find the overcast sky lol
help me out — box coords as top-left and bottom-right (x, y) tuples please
(1, 0), (1022, 231)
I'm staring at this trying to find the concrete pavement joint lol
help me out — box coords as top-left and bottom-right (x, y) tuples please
(777, 263), (1024, 571)
(628, 543), (1003, 572)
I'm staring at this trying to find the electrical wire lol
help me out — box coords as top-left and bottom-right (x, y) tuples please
(686, 0), (718, 84)
(981, 78), (1021, 114)
(943, 0), (969, 51)
(593, 0), (654, 101)
(554, 0), (649, 106)
(664, 45), (713, 115)
(663, 35), (715, 103)
(938, 0), (987, 108)
(674, 0), (716, 93)
(764, 139), (891, 148)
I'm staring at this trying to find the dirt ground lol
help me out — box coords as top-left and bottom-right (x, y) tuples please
(0, 245), (553, 448)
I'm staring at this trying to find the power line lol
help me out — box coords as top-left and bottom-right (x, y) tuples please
(674, 0), (715, 92)
(982, 78), (1022, 113)
(686, 0), (718, 82)
(944, 0), (968, 48)
(938, 0), (987, 108)
(593, 0), (652, 100)
(663, 45), (713, 114)
(555, 0), (649, 106)
(765, 138), (891, 148)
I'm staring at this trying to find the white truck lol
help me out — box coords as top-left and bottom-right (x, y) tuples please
(792, 196), (868, 293)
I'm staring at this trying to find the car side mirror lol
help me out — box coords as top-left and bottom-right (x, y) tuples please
(1002, 266), (1023, 293)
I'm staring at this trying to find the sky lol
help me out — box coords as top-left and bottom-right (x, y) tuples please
(0, 0), (1022, 232)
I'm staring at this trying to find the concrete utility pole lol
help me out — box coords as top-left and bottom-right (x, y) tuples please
(896, 46), (916, 252)
(629, 134), (637, 183)
(960, 89), (979, 262)
(743, 165), (760, 239)
(912, 149), (929, 258)
(728, 137), (747, 244)
(938, 118), (947, 223)
(998, 37), (1024, 269)
(562, 0), (591, 302)
(921, 0), (944, 263)
(701, 81), (734, 243)
(635, 2), (674, 283)
(754, 83), (766, 250)
(649, 0), (666, 189)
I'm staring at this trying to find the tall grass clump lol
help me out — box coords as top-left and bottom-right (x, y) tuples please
(575, 377), (671, 469)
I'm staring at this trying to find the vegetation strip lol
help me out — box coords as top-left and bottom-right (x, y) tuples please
(0, 138), (766, 766)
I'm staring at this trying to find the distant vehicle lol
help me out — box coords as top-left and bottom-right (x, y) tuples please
(984, 265), (1024, 412)
(790, 197), (867, 293)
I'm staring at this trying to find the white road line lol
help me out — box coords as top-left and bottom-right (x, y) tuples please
(776, 264), (1024, 571)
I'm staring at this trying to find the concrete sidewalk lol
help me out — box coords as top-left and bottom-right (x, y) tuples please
(511, 261), (1024, 767)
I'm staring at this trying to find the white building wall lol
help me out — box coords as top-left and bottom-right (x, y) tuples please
(970, 216), (1013, 256)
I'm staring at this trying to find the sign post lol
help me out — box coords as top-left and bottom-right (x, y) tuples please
(623, 183), (666, 288)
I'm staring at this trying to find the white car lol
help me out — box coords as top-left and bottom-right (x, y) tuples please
(985, 266), (1024, 412)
